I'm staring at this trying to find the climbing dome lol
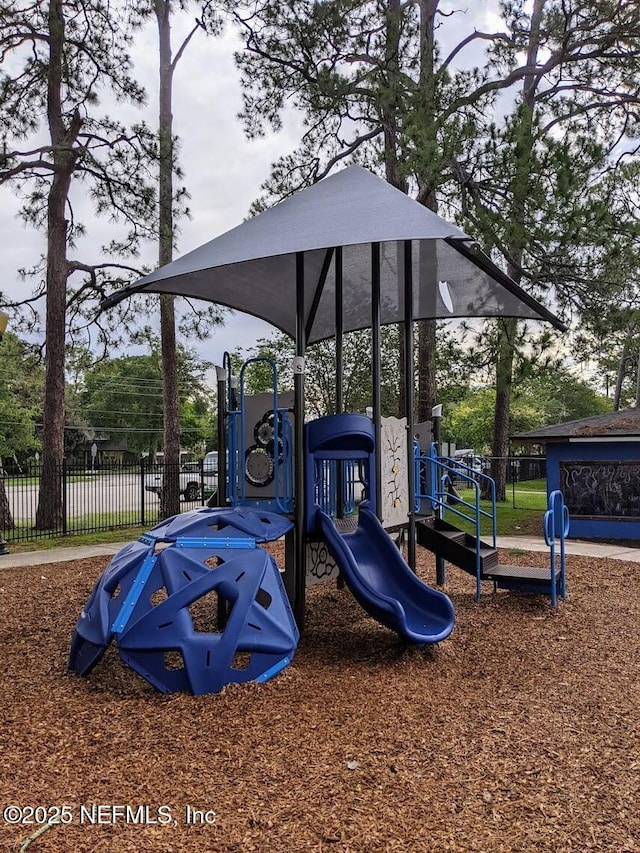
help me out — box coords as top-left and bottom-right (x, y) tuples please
(69, 508), (299, 695)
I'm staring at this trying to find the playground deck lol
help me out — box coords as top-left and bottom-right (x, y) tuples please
(0, 545), (637, 852)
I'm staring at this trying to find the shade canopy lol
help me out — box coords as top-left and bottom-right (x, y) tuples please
(104, 165), (565, 340)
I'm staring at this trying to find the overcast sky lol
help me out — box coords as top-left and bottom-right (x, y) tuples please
(0, 3), (500, 371)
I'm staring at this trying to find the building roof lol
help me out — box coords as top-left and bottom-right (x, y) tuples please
(102, 165), (565, 343)
(512, 408), (640, 442)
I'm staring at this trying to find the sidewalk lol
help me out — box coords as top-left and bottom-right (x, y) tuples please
(0, 542), (130, 569)
(1, 535), (639, 569)
(496, 535), (640, 562)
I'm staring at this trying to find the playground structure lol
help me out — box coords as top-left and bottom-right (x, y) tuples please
(70, 352), (569, 694)
(72, 166), (568, 695)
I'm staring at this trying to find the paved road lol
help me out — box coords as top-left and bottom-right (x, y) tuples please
(6, 473), (198, 525)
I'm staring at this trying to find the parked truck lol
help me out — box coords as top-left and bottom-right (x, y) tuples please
(144, 451), (218, 502)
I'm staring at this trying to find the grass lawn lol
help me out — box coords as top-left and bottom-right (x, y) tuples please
(1, 525), (148, 554)
(452, 483), (548, 537)
(511, 477), (547, 492)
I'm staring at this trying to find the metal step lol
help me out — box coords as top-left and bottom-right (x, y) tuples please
(485, 563), (562, 596)
(416, 517), (498, 577)
(334, 516), (359, 534)
(484, 564), (560, 582)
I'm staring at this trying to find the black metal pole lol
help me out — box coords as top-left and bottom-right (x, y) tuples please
(403, 240), (416, 572)
(335, 246), (344, 414)
(213, 368), (231, 628)
(433, 406), (446, 586)
(335, 246), (345, 520)
(140, 458), (145, 528)
(216, 367), (227, 507)
(294, 252), (307, 633)
(371, 242), (382, 518)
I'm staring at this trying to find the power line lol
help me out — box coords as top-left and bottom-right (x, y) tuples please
(0, 420), (209, 433)
(0, 371), (211, 388)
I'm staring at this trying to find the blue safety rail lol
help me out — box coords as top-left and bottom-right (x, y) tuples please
(225, 355), (294, 514)
(544, 489), (569, 607)
(313, 458), (366, 518)
(174, 536), (257, 549)
(415, 441), (497, 599)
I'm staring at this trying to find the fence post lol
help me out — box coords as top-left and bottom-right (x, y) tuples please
(140, 459), (146, 528)
(62, 458), (68, 535)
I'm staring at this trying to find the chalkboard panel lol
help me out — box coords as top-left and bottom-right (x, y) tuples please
(560, 460), (640, 519)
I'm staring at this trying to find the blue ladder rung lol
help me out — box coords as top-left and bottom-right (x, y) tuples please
(111, 553), (158, 634)
(254, 656), (293, 683)
(175, 537), (256, 549)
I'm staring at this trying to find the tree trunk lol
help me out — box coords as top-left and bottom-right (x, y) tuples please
(156, 0), (181, 519)
(35, 171), (69, 528)
(35, 0), (75, 530)
(487, 0), (546, 502)
(383, 0), (410, 420)
(487, 318), (517, 501)
(613, 337), (630, 411)
(413, 0), (440, 424)
(160, 295), (181, 517)
(0, 465), (13, 530)
(398, 325), (406, 418)
(417, 319), (437, 422)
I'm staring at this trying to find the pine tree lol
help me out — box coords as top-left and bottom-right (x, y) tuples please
(0, 0), (157, 528)
(227, 0), (640, 502)
(151, 1), (225, 518)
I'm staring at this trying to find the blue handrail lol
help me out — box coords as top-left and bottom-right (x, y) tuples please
(415, 443), (497, 600)
(543, 489), (569, 606)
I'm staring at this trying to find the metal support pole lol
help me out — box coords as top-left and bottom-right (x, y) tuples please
(335, 246), (344, 414)
(403, 240), (416, 572)
(216, 366), (227, 508)
(294, 252), (307, 633)
(214, 369), (231, 627)
(335, 247), (344, 519)
(432, 405), (446, 586)
(371, 243), (382, 518)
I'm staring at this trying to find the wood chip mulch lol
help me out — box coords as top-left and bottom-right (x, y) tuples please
(0, 544), (638, 852)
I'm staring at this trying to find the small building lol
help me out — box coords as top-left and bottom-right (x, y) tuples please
(512, 408), (640, 541)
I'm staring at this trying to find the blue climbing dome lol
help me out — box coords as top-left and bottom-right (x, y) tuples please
(69, 508), (299, 695)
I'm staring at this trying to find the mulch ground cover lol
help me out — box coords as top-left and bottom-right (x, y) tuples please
(0, 544), (638, 852)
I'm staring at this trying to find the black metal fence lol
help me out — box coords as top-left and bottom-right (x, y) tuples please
(0, 455), (548, 544)
(0, 461), (207, 544)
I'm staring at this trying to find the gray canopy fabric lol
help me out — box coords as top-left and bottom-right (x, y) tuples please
(105, 165), (565, 340)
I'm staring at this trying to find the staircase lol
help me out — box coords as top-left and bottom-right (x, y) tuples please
(414, 445), (568, 606)
(416, 517), (498, 577)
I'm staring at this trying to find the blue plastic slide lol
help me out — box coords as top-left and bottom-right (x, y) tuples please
(317, 503), (455, 644)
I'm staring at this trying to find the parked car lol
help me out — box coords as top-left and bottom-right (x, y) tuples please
(201, 451), (219, 501)
(144, 454), (218, 502)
